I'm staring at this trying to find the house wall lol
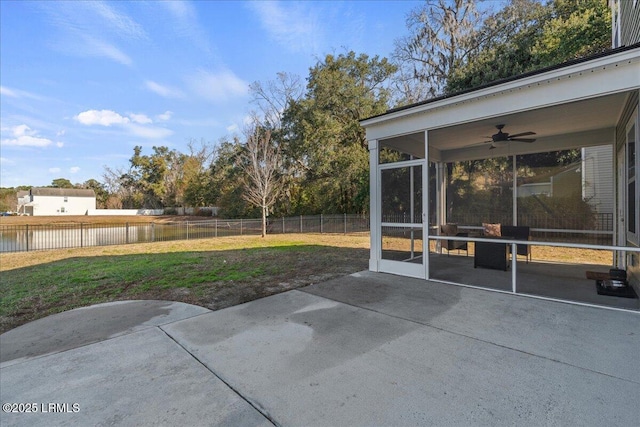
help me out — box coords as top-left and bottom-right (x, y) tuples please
(616, 90), (640, 290)
(582, 145), (614, 216)
(31, 195), (96, 216)
(620, 0), (640, 46)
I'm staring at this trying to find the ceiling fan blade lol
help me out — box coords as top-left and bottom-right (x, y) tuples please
(508, 131), (536, 138)
(510, 138), (536, 143)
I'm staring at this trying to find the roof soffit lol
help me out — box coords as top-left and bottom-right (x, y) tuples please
(361, 47), (640, 131)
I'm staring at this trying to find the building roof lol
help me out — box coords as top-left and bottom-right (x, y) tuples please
(362, 42), (640, 123)
(30, 188), (96, 198)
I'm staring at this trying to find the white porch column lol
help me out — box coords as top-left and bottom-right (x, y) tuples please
(513, 155), (518, 226)
(369, 139), (380, 272)
(437, 162), (447, 224)
(435, 162), (446, 253)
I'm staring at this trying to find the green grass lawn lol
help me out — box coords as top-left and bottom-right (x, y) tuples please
(0, 234), (370, 333)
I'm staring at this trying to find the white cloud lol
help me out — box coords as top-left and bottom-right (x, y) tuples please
(49, 167), (61, 173)
(56, 130), (66, 137)
(160, 1), (210, 54)
(41, 1), (144, 66)
(226, 124), (238, 133)
(56, 142), (64, 148)
(156, 111), (173, 121)
(75, 108), (173, 140)
(0, 157), (14, 164)
(145, 81), (185, 98)
(88, 1), (147, 40)
(75, 109), (130, 126)
(1, 125), (53, 147)
(70, 166), (81, 174)
(0, 86), (46, 101)
(188, 69), (248, 103)
(129, 113), (152, 124)
(0, 86), (18, 98)
(247, 1), (321, 53)
(83, 35), (133, 66)
(128, 124), (173, 139)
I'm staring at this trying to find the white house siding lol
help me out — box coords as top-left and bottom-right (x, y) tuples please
(582, 145), (614, 219)
(620, 0), (640, 47)
(30, 195), (95, 215)
(22, 188), (97, 216)
(615, 90), (640, 291)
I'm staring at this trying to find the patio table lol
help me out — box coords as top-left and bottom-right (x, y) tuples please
(474, 238), (510, 271)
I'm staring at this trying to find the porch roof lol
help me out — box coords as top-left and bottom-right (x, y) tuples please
(361, 43), (640, 163)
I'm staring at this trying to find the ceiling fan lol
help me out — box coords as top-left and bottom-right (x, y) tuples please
(483, 124), (536, 149)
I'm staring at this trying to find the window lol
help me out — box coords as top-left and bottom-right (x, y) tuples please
(64, 196), (68, 202)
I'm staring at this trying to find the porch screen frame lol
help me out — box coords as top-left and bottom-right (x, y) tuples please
(378, 158), (427, 279)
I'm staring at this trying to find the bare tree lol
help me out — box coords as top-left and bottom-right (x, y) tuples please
(249, 71), (304, 129)
(102, 166), (127, 208)
(239, 118), (283, 237)
(392, 0), (486, 101)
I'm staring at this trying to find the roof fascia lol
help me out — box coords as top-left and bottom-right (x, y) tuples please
(361, 47), (640, 128)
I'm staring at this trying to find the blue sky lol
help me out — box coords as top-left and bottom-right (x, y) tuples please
(0, 0), (428, 187)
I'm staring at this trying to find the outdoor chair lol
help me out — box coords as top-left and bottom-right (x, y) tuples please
(440, 224), (468, 256)
(501, 225), (531, 262)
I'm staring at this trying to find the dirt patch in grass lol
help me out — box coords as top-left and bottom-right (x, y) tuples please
(0, 232), (615, 333)
(0, 234), (370, 333)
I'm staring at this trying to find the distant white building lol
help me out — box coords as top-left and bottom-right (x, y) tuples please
(17, 188), (96, 216)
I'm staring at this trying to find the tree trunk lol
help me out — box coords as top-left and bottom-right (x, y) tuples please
(261, 205), (267, 238)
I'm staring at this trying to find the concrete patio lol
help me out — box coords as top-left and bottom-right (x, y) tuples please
(1, 271), (639, 426)
(429, 252), (640, 310)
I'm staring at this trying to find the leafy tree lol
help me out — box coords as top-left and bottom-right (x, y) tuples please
(531, 0), (611, 65)
(208, 138), (254, 218)
(182, 139), (216, 208)
(120, 146), (183, 208)
(51, 178), (74, 188)
(82, 179), (109, 208)
(446, 0), (611, 93)
(0, 188), (18, 212)
(281, 51), (396, 214)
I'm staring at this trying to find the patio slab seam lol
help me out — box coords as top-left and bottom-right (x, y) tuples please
(0, 309), (212, 370)
(298, 287), (640, 386)
(157, 325), (278, 427)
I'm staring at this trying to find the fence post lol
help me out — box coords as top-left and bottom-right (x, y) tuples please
(215, 219), (218, 237)
(186, 222), (190, 240)
(26, 224), (29, 252)
(80, 223), (83, 248)
(126, 223), (129, 244)
(300, 215), (302, 233)
(344, 213), (347, 235)
(240, 219), (243, 235)
(151, 223), (155, 242)
(282, 217), (285, 234)
(320, 214), (323, 234)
